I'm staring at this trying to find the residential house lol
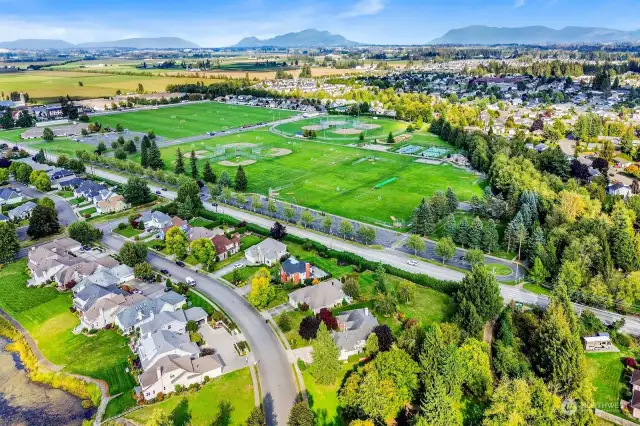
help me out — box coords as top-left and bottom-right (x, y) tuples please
(212, 233), (240, 260)
(158, 216), (192, 239)
(8, 201), (36, 221)
(333, 308), (379, 360)
(115, 291), (186, 334)
(137, 329), (201, 370)
(0, 187), (23, 206)
(55, 260), (101, 289)
(288, 278), (348, 313)
(27, 237), (82, 286)
(187, 226), (222, 242)
(138, 354), (222, 401)
(281, 257), (313, 284)
(607, 183), (633, 198)
(245, 238), (287, 266)
(0, 213), (8, 222)
(73, 180), (111, 204)
(73, 283), (121, 313)
(48, 168), (75, 188)
(139, 307), (208, 338)
(139, 211), (172, 232)
(79, 293), (146, 331)
(96, 194), (130, 214)
(629, 371), (640, 419)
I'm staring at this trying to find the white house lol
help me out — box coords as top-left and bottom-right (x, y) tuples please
(8, 201), (36, 221)
(139, 211), (173, 232)
(245, 238), (287, 266)
(607, 183), (633, 198)
(0, 188), (23, 206)
(137, 329), (200, 370)
(138, 354), (222, 400)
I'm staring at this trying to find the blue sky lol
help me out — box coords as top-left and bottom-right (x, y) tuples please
(1, 0), (639, 46)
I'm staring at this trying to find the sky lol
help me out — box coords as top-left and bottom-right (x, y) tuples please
(1, 0), (639, 46)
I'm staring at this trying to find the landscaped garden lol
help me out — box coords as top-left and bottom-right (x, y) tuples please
(114, 224), (143, 238)
(124, 368), (255, 425)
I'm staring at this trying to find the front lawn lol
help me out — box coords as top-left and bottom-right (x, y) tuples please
(302, 357), (362, 426)
(222, 266), (261, 286)
(0, 260), (136, 396)
(240, 235), (263, 251)
(274, 309), (314, 349)
(213, 251), (246, 271)
(263, 286), (291, 311)
(69, 197), (85, 205)
(55, 190), (74, 198)
(189, 217), (215, 228)
(286, 243), (354, 278)
(114, 225), (143, 238)
(79, 207), (97, 216)
(125, 368), (255, 426)
(523, 283), (552, 296)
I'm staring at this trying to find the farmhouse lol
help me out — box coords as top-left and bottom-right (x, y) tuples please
(288, 278), (347, 313)
(245, 238), (287, 266)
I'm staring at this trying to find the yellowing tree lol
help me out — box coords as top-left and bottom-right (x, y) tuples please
(557, 191), (585, 223)
(165, 226), (189, 259)
(248, 267), (275, 309)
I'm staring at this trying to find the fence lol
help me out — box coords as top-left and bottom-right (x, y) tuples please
(595, 408), (639, 426)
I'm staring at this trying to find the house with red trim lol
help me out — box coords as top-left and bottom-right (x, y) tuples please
(212, 233), (240, 260)
(280, 257), (312, 284)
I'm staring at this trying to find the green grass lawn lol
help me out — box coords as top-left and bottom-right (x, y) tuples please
(0, 128), (30, 142)
(586, 351), (631, 416)
(92, 102), (298, 139)
(303, 357), (361, 426)
(104, 392), (137, 419)
(113, 225), (142, 238)
(69, 197), (85, 205)
(275, 116), (406, 143)
(25, 139), (98, 157)
(222, 266), (261, 286)
(264, 287), (291, 310)
(146, 238), (166, 250)
(523, 283), (552, 296)
(240, 235), (263, 251)
(55, 190), (74, 198)
(125, 368), (255, 426)
(189, 217), (215, 228)
(187, 291), (216, 316)
(287, 243), (355, 277)
(0, 260), (136, 395)
(129, 129), (484, 227)
(487, 263), (512, 276)
(274, 310), (314, 349)
(79, 206), (97, 216)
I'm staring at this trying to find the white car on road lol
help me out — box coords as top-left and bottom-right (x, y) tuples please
(186, 277), (196, 287)
(406, 260), (418, 266)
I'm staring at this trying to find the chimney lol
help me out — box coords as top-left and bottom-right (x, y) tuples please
(137, 310), (143, 321)
(156, 365), (162, 380)
(305, 262), (311, 278)
(364, 307), (369, 316)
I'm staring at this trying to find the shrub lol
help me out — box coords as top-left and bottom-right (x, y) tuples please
(81, 399), (93, 409)
(277, 312), (292, 332)
(299, 302), (309, 312)
(299, 316), (321, 340)
(117, 222), (127, 230)
(625, 357), (637, 368)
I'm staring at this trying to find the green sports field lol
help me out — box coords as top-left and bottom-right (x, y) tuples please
(274, 116), (406, 143)
(146, 129), (484, 226)
(92, 102), (299, 139)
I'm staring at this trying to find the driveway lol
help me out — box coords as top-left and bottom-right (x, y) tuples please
(100, 230), (297, 425)
(265, 302), (294, 318)
(213, 258), (248, 279)
(200, 323), (251, 373)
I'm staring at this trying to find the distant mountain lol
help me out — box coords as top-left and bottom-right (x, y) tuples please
(76, 37), (199, 49)
(233, 29), (360, 48)
(0, 37), (198, 49)
(0, 39), (75, 49)
(430, 25), (640, 45)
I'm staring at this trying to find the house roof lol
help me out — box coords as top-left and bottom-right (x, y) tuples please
(97, 194), (126, 209)
(139, 330), (200, 369)
(49, 168), (74, 180)
(76, 180), (108, 197)
(246, 238), (286, 261)
(288, 279), (345, 310)
(333, 308), (378, 352)
(282, 257), (309, 275)
(188, 226), (217, 241)
(632, 370), (640, 386)
(185, 307), (208, 322)
(0, 213), (8, 222)
(8, 201), (36, 217)
(139, 354), (222, 388)
(58, 177), (86, 188)
(212, 233), (239, 255)
(140, 211), (172, 225)
(0, 188), (20, 201)
(110, 264), (134, 280)
(158, 291), (186, 306)
(632, 389), (640, 409)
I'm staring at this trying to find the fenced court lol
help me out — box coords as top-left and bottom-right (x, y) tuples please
(420, 146), (451, 158)
(275, 115), (407, 143)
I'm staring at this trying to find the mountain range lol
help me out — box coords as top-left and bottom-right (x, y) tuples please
(0, 37), (199, 49)
(233, 29), (360, 48)
(430, 25), (640, 45)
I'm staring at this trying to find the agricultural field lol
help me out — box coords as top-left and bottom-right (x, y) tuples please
(0, 70), (212, 101)
(147, 129), (484, 226)
(93, 102), (299, 139)
(274, 116), (407, 142)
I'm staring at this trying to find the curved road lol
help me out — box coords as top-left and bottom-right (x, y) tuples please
(12, 182), (77, 240)
(98, 227), (297, 426)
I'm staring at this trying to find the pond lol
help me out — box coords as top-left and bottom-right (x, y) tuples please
(0, 337), (95, 426)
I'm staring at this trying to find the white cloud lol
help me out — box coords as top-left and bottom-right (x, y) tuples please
(514, 0), (526, 7)
(339, 0), (385, 18)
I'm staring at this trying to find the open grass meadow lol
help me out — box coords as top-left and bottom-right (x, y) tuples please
(274, 116), (407, 142)
(125, 368), (255, 425)
(25, 138), (98, 157)
(0, 70), (213, 101)
(0, 260), (136, 395)
(92, 102), (299, 139)
(153, 129), (484, 226)
(586, 351), (632, 416)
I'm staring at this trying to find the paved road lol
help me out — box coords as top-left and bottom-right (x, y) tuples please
(99, 228), (297, 425)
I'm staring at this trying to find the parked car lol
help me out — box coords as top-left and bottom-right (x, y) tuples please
(233, 263), (243, 269)
(160, 269), (170, 275)
(81, 245), (91, 252)
(155, 190), (161, 195)
(176, 261), (185, 267)
(186, 277), (196, 287)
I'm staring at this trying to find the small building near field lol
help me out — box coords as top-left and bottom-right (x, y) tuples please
(583, 332), (613, 351)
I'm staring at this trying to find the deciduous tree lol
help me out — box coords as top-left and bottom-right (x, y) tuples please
(0, 222), (20, 263)
(166, 226), (189, 259)
(247, 268), (275, 309)
(118, 242), (148, 267)
(26, 204), (59, 239)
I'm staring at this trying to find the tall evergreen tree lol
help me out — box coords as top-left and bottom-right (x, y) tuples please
(235, 165), (248, 191)
(609, 202), (638, 272)
(140, 135), (151, 168)
(190, 150), (198, 178)
(455, 265), (503, 323)
(445, 187), (458, 214)
(469, 216), (484, 249)
(147, 140), (164, 170)
(412, 199), (435, 236)
(174, 148), (185, 174)
(456, 219), (470, 247)
(443, 214), (457, 239)
(482, 220), (500, 254)
(309, 322), (341, 385)
(203, 161), (216, 184)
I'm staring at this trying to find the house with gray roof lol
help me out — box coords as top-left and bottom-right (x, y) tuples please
(0, 187), (23, 206)
(27, 238), (83, 286)
(333, 308), (378, 360)
(139, 211), (172, 231)
(288, 278), (348, 313)
(115, 291), (186, 334)
(139, 307), (208, 338)
(79, 293), (146, 331)
(138, 353), (222, 401)
(74, 180), (109, 201)
(245, 238), (287, 266)
(138, 329), (200, 370)
(0, 213), (8, 222)
(72, 283), (123, 312)
(8, 201), (36, 220)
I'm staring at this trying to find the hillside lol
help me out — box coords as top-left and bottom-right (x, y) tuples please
(0, 37), (198, 49)
(0, 39), (75, 49)
(233, 29), (360, 48)
(430, 25), (640, 45)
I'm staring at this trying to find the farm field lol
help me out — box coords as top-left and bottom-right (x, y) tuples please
(147, 129), (484, 225)
(274, 115), (406, 142)
(92, 102), (299, 139)
(0, 70), (213, 101)
(0, 260), (136, 395)
(125, 368), (255, 425)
